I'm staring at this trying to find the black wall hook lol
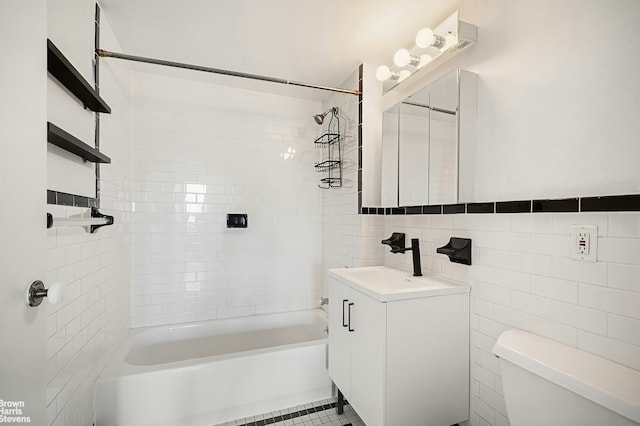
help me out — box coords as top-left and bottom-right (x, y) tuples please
(437, 237), (472, 265)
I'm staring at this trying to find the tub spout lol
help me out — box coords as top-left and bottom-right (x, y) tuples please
(320, 297), (329, 306)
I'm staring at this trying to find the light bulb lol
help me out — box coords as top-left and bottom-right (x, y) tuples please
(444, 34), (458, 50)
(376, 65), (392, 81)
(416, 54), (433, 69)
(415, 28), (435, 48)
(416, 27), (446, 49)
(398, 70), (411, 82)
(393, 49), (412, 67)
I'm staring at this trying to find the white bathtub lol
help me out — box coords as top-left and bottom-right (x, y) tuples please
(95, 309), (331, 426)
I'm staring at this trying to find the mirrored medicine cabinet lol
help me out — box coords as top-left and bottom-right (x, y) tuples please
(380, 68), (477, 207)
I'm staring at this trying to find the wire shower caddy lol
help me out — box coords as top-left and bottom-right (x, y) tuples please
(314, 107), (342, 189)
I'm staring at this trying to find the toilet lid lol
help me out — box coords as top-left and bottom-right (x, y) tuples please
(493, 329), (640, 423)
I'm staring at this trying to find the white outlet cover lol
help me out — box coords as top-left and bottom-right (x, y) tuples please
(570, 225), (597, 262)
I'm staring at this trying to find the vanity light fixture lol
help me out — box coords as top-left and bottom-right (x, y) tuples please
(375, 10), (477, 90)
(375, 65), (400, 82)
(415, 28), (446, 49)
(398, 70), (411, 82)
(375, 65), (412, 83)
(393, 49), (435, 69)
(393, 49), (420, 67)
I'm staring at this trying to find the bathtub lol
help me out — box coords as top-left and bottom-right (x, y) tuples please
(95, 309), (332, 426)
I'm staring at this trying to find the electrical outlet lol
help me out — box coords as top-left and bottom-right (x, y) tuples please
(570, 225), (597, 262)
(577, 232), (590, 254)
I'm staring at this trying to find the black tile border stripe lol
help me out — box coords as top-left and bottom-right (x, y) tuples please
(357, 64), (363, 214)
(443, 203), (466, 214)
(496, 200), (532, 213)
(422, 205), (442, 214)
(467, 202), (495, 214)
(236, 400), (350, 426)
(581, 194), (640, 212)
(360, 193), (640, 215)
(47, 190), (97, 208)
(533, 198), (579, 213)
(47, 190), (57, 204)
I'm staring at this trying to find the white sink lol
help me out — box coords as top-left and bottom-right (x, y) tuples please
(328, 266), (469, 302)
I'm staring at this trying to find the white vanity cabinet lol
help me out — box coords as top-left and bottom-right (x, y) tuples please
(328, 267), (469, 426)
(329, 279), (387, 424)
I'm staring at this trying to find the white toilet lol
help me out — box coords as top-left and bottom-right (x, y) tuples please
(493, 329), (640, 426)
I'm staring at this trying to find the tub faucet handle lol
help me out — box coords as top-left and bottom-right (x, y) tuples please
(381, 232), (406, 251)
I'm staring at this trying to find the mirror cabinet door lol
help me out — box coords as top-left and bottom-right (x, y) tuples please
(398, 91), (430, 206)
(428, 71), (459, 205)
(381, 104), (399, 207)
(379, 69), (473, 208)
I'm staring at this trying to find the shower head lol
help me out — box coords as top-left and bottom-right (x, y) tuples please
(313, 107), (338, 125)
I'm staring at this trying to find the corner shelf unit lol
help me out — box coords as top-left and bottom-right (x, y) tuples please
(47, 39), (111, 113)
(314, 131), (342, 188)
(47, 122), (111, 163)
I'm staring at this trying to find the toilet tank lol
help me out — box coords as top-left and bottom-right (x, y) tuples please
(493, 329), (640, 426)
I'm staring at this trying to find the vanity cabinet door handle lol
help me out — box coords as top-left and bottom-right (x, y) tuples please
(342, 299), (348, 327)
(348, 302), (354, 332)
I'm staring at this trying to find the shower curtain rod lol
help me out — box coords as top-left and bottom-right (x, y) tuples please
(96, 49), (362, 96)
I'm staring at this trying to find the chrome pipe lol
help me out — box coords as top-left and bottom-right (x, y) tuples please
(96, 49), (362, 96)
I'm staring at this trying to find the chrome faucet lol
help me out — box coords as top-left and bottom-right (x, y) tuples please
(381, 233), (422, 277)
(320, 297), (329, 306)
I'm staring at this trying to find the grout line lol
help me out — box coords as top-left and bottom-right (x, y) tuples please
(235, 400), (351, 426)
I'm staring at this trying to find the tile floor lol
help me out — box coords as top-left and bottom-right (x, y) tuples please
(214, 397), (365, 426)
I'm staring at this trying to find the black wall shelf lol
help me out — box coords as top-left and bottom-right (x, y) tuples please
(47, 122), (111, 164)
(47, 39), (111, 114)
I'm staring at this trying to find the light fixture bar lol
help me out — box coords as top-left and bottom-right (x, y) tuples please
(376, 10), (477, 92)
(96, 49), (362, 96)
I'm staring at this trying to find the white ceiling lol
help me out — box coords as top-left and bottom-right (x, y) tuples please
(98, 0), (463, 99)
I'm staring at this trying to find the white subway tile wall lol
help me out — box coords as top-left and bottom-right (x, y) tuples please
(45, 10), (132, 424)
(320, 70), (385, 295)
(45, 205), (130, 426)
(379, 211), (640, 425)
(129, 72), (324, 327)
